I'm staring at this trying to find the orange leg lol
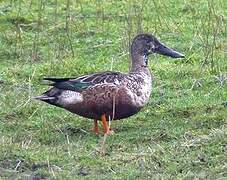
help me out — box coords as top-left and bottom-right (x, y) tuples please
(92, 120), (99, 135)
(101, 114), (111, 135)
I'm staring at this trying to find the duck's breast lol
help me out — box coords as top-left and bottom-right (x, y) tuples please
(125, 72), (152, 108)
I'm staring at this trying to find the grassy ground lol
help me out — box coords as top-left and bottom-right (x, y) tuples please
(0, 0), (226, 179)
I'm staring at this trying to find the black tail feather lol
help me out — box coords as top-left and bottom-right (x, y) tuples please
(34, 94), (55, 101)
(43, 77), (72, 82)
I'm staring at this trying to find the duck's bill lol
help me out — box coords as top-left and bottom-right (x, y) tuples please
(155, 43), (185, 58)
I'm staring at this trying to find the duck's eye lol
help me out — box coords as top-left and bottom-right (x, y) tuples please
(149, 42), (155, 49)
(146, 42), (154, 53)
(146, 41), (154, 49)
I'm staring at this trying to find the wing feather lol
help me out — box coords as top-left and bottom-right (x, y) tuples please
(43, 71), (125, 92)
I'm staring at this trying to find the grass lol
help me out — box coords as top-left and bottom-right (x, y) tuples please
(0, 0), (226, 179)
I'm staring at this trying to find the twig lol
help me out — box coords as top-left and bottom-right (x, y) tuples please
(65, 0), (75, 58)
(66, 134), (71, 156)
(14, 160), (21, 171)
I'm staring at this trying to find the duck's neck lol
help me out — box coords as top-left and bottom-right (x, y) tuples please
(129, 52), (149, 73)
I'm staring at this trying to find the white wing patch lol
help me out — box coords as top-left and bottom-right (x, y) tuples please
(58, 90), (83, 105)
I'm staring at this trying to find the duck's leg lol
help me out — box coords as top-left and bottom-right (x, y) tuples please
(92, 120), (99, 135)
(101, 114), (111, 135)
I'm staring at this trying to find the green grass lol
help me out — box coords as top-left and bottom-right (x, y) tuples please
(0, 0), (226, 179)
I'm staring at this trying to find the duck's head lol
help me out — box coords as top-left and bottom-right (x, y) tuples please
(130, 34), (185, 69)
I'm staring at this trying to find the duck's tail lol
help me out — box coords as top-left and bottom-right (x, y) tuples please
(33, 88), (60, 106)
(33, 94), (55, 101)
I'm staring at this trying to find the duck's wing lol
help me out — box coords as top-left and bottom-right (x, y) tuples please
(44, 71), (124, 92)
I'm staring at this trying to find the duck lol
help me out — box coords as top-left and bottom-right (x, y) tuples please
(35, 33), (184, 135)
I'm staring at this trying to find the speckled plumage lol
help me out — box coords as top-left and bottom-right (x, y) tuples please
(39, 69), (152, 120)
(35, 34), (184, 122)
